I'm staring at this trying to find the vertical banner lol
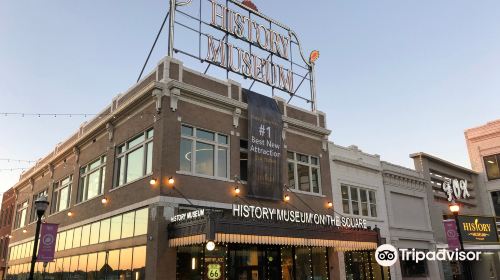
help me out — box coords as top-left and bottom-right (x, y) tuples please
(443, 219), (460, 250)
(246, 90), (283, 200)
(37, 223), (58, 262)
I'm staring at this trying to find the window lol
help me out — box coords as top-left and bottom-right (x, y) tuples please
(287, 152), (321, 194)
(78, 156), (106, 203)
(341, 185), (377, 217)
(240, 139), (248, 181)
(15, 201), (29, 229)
(115, 129), (154, 187)
(52, 176), (72, 213)
(491, 191), (500, 217)
(180, 125), (229, 178)
(30, 189), (48, 223)
(484, 154), (500, 180)
(401, 255), (428, 277)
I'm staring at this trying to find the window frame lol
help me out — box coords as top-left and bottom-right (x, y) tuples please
(287, 151), (322, 195)
(484, 154), (500, 181)
(179, 124), (230, 180)
(30, 189), (48, 223)
(114, 128), (154, 188)
(51, 175), (73, 214)
(14, 200), (29, 229)
(341, 184), (378, 218)
(78, 155), (107, 203)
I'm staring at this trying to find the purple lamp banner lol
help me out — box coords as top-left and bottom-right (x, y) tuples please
(37, 223), (58, 262)
(443, 219), (461, 251)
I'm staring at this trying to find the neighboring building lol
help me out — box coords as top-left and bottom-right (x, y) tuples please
(329, 143), (440, 280)
(0, 188), (15, 279)
(381, 161), (439, 280)
(4, 55), (379, 280)
(411, 152), (500, 280)
(329, 144), (391, 280)
(465, 120), (500, 218)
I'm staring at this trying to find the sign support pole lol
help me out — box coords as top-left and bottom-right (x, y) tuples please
(168, 0), (176, 57)
(453, 212), (473, 279)
(310, 64), (317, 112)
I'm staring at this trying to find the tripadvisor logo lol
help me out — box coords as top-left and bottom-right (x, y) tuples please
(375, 244), (398, 267)
(375, 244), (482, 267)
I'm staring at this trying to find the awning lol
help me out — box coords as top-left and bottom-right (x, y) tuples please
(168, 210), (379, 252)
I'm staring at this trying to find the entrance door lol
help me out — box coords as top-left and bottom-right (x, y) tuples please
(228, 245), (281, 280)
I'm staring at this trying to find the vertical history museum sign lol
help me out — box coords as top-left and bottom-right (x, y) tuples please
(247, 90), (283, 200)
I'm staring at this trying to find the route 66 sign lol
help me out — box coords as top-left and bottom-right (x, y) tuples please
(207, 264), (222, 280)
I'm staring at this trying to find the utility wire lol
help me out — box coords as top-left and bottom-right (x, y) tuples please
(137, 11), (170, 83)
(0, 168), (29, 172)
(0, 112), (156, 118)
(0, 159), (35, 164)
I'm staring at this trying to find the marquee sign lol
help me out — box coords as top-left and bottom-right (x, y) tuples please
(232, 204), (368, 229)
(168, 0), (318, 110)
(457, 215), (499, 244)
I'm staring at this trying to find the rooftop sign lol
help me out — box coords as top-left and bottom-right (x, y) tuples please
(167, 0), (318, 110)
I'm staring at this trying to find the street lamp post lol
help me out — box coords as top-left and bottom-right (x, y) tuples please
(449, 203), (472, 280)
(28, 196), (49, 280)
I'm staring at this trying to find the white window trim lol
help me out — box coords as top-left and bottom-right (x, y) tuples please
(180, 125), (230, 180)
(79, 155), (107, 203)
(115, 129), (154, 188)
(287, 151), (322, 195)
(341, 184), (377, 218)
(51, 176), (72, 214)
(15, 201), (28, 229)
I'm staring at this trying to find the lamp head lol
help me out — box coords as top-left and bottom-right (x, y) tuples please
(206, 241), (216, 251)
(34, 196), (49, 216)
(168, 177), (175, 186)
(449, 203), (460, 214)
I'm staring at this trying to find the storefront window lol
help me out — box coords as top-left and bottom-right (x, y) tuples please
(401, 257), (428, 277)
(132, 246), (147, 280)
(9, 246), (147, 280)
(110, 215), (123, 240)
(178, 245), (328, 280)
(345, 251), (387, 280)
(81, 224), (91, 246)
(312, 247), (328, 280)
(135, 207), (148, 236)
(99, 218), (111, 242)
(89, 222), (100, 245)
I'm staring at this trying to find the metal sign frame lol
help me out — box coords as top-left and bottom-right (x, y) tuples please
(167, 0), (318, 111)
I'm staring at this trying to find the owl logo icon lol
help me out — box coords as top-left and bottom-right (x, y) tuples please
(207, 264), (221, 280)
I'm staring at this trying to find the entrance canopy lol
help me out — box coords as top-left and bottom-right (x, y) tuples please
(168, 209), (378, 252)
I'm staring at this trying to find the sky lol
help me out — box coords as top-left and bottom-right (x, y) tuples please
(1, 0), (500, 194)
